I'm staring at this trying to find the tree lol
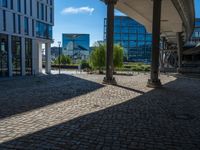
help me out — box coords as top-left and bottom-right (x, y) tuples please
(89, 44), (124, 73)
(89, 44), (105, 73)
(53, 55), (71, 65)
(113, 44), (124, 69)
(80, 60), (91, 70)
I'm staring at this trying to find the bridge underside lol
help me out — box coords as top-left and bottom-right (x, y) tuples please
(116, 0), (194, 44)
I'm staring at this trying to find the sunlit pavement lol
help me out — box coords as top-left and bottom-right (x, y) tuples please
(43, 69), (87, 75)
(0, 74), (200, 150)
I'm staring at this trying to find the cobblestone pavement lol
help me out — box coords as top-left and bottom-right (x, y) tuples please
(0, 74), (200, 150)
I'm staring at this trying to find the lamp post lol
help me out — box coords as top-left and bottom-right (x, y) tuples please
(58, 41), (61, 74)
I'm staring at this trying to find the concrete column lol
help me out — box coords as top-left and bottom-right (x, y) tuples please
(32, 41), (42, 75)
(21, 37), (26, 76)
(147, 0), (162, 88)
(32, 39), (39, 75)
(38, 43), (43, 74)
(103, 0), (118, 84)
(45, 43), (51, 74)
(8, 35), (12, 77)
(177, 32), (183, 71)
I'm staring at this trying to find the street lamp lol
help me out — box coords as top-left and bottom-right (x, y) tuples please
(58, 41), (61, 74)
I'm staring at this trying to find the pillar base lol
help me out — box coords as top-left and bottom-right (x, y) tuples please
(46, 72), (51, 75)
(147, 79), (162, 88)
(103, 77), (117, 85)
(177, 67), (182, 73)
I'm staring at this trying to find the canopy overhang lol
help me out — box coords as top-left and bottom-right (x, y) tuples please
(115, 0), (195, 44)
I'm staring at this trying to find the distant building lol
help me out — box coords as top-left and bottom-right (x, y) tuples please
(104, 16), (152, 62)
(186, 18), (200, 47)
(62, 34), (90, 60)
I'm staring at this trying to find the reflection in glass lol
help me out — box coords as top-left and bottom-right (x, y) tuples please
(104, 16), (152, 62)
(36, 21), (52, 39)
(12, 36), (21, 76)
(0, 34), (8, 77)
(25, 38), (32, 75)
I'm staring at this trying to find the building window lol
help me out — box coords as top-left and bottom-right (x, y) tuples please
(50, 0), (52, 5)
(45, 5), (47, 21)
(30, 0), (32, 16)
(3, 10), (6, 31)
(1, 0), (7, 7)
(36, 21), (52, 39)
(25, 38), (32, 75)
(37, 1), (39, 19)
(17, 0), (21, 12)
(50, 7), (53, 23)
(12, 36), (22, 76)
(41, 3), (44, 20)
(13, 13), (16, 33)
(24, 0), (27, 14)
(24, 17), (29, 35)
(18, 15), (21, 34)
(0, 34), (9, 77)
(10, 0), (13, 9)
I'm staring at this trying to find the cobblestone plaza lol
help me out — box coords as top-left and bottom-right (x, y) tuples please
(0, 74), (200, 149)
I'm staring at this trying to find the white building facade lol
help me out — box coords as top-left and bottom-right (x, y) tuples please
(0, 0), (54, 77)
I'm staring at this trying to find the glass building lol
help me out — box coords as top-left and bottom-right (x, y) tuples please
(0, 0), (54, 78)
(104, 16), (152, 62)
(62, 34), (90, 60)
(187, 18), (200, 46)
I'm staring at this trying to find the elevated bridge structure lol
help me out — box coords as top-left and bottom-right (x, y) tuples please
(102, 0), (195, 87)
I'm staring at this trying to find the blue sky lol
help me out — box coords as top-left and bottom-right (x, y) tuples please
(53, 0), (200, 47)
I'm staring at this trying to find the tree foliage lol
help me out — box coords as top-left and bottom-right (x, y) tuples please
(80, 60), (91, 70)
(113, 45), (124, 68)
(54, 54), (71, 65)
(89, 44), (123, 72)
(89, 44), (106, 73)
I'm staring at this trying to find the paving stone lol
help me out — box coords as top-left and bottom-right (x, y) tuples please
(0, 74), (200, 149)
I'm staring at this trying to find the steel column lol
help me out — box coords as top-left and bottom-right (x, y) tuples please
(147, 0), (162, 88)
(177, 32), (183, 71)
(103, 0), (117, 84)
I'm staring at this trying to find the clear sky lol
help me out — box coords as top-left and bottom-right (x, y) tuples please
(53, 0), (200, 47)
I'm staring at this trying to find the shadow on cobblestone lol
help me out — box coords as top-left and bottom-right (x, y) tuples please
(0, 77), (200, 149)
(0, 74), (104, 119)
(113, 84), (145, 94)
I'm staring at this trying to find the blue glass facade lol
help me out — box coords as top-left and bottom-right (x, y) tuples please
(104, 16), (152, 62)
(189, 18), (200, 44)
(36, 21), (52, 39)
(62, 34), (90, 60)
(0, 0), (7, 7)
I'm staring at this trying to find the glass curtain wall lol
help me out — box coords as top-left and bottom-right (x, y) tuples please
(12, 36), (21, 76)
(104, 16), (152, 62)
(25, 38), (32, 75)
(0, 34), (8, 77)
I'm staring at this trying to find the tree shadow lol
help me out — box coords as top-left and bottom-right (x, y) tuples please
(0, 77), (200, 149)
(0, 74), (104, 119)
